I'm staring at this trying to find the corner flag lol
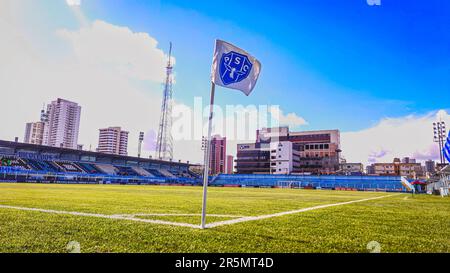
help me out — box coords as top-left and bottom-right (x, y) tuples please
(211, 40), (261, 96)
(201, 40), (261, 229)
(444, 132), (450, 163)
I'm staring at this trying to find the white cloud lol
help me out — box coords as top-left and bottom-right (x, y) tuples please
(66, 0), (81, 6)
(3, 1), (446, 168)
(65, 0), (88, 27)
(57, 20), (172, 82)
(0, 6), (296, 165)
(269, 106), (308, 128)
(341, 110), (450, 165)
(0, 13), (182, 161)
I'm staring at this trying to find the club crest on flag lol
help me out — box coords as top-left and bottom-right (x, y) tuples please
(219, 51), (253, 85)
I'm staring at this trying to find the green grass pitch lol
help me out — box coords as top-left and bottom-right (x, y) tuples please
(0, 183), (448, 253)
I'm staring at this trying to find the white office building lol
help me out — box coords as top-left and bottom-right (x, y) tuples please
(270, 141), (300, 174)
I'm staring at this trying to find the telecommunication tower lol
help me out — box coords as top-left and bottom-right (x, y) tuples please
(155, 43), (174, 160)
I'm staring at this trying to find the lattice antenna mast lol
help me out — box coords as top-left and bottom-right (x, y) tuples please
(155, 42), (174, 160)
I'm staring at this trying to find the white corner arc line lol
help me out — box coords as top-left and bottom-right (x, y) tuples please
(205, 194), (396, 228)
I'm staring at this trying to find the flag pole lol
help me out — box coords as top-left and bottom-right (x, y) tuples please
(201, 81), (216, 229)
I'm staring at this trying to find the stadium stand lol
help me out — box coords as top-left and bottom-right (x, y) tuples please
(158, 169), (176, 178)
(25, 159), (59, 172)
(0, 140), (199, 184)
(95, 164), (119, 175)
(131, 166), (153, 177)
(0, 140), (411, 192)
(0, 156), (31, 171)
(210, 174), (409, 192)
(53, 161), (85, 173)
(144, 168), (167, 178)
(115, 166), (140, 176)
(78, 162), (105, 174)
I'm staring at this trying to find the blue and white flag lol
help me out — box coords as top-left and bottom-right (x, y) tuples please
(211, 40), (261, 96)
(444, 131), (450, 163)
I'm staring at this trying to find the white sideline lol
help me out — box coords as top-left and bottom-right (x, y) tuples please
(0, 205), (202, 229)
(205, 194), (395, 228)
(0, 194), (395, 229)
(113, 213), (246, 218)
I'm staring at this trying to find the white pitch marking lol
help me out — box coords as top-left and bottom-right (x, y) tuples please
(0, 205), (202, 229)
(113, 213), (246, 218)
(205, 194), (396, 228)
(0, 194), (396, 229)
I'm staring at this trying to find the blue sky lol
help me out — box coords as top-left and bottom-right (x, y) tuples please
(1, 0), (449, 164)
(77, 0), (450, 131)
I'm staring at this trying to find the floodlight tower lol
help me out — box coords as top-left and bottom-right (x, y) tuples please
(433, 121), (446, 164)
(138, 132), (144, 158)
(155, 43), (174, 161)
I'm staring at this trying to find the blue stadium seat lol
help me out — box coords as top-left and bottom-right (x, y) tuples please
(78, 162), (105, 174)
(115, 166), (140, 176)
(210, 174), (407, 192)
(144, 168), (166, 177)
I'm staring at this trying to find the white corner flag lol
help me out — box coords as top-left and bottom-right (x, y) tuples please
(211, 40), (262, 96)
(201, 40), (261, 229)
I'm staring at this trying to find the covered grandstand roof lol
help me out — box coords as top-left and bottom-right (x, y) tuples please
(0, 140), (194, 167)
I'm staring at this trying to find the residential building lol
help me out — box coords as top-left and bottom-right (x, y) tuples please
(402, 157), (416, 164)
(368, 158), (424, 178)
(339, 163), (364, 175)
(366, 165), (376, 175)
(209, 135), (226, 175)
(399, 163), (424, 178)
(97, 127), (129, 156)
(43, 98), (81, 149)
(226, 155), (234, 174)
(24, 106), (50, 145)
(425, 160), (436, 174)
(24, 121), (46, 145)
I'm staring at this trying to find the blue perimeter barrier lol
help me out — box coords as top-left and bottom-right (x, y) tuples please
(0, 167), (409, 192)
(210, 174), (408, 192)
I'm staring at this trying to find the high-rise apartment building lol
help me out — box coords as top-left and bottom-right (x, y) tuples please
(24, 121), (46, 145)
(209, 135), (226, 175)
(425, 160), (436, 174)
(43, 98), (81, 149)
(97, 127), (129, 156)
(24, 99), (81, 149)
(226, 155), (234, 174)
